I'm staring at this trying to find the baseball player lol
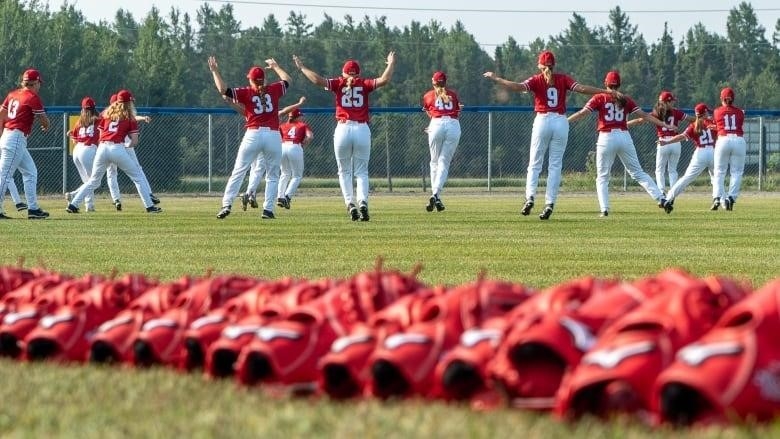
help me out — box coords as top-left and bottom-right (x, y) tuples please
(66, 96), (101, 212)
(567, 71), (674, 217)
(483, 50), (613, 220)
(1, 176), (28, 218)
(628, 91), (694, 193)
(208, 55), (291, 220)
(66, 89), (161, 213)
(421, 70), (462, 212)
(659, 103), (718, 213)
(277, 99), (314, 210)
(712, 87), (746, 211)
(0, 68), (50, 219)
(293, 51), (397, 222)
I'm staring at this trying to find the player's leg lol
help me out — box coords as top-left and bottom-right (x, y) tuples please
(544, 115), (569, 207)
(6, 176), (22, 206)
(221, 131), (262, 211)
(353, 124), (372, 209)
(260, 131), (282, 217)
(525, 115), (553, 201)
(595, 134), (615, 214)
(655, 145), (667, 191)
(712, 138), (729, 202)
(334, 123), (354, 208)
(667, 142), (681, 189)
(115, 147), (155, 209)
(106, 163), (122, 209)
(278, 142), (292, 201)
(435, 120), (461, 196)
(126, 147), (156, 203)
(726, 138), (747, 203)
(617, 132), (665, 203)
(69, 146), (110, 210)
(285, 144), (305, 200)
(667, 148), (706, 201)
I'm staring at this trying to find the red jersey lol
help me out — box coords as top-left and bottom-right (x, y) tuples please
(280, 120), (312, 144)
(655, 108), (688, 137)
(229, 81), (288, 131)
(683, 120), (718, 148)
(70, 120), (99, 146)
(98, 117), (139, 143)
(521, 72), (577, 114)
(713, 104), (744, 136)
(326, 76), (378, 123)
(421, 88), (461, 118)
(584, 94), (640, 132)
(1, 88), (46, 136)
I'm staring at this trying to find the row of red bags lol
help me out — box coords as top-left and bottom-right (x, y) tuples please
(1, 261), (778, 426)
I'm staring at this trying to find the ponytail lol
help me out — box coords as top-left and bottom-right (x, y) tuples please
(541, 65), (554, 86)
(433, 84), (450, 104)
(693, 115), (705, 136)
(653, 102), (668, 122)
(345, 76), (355, 90)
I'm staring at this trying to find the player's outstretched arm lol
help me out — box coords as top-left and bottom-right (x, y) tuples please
(266, 58), (292, 84)
(567, 107), (590, 123)
(482, 71), (527, 93)
(375, 51), (396, 88)
(207, 56), (228, 94)
(293, 55), (327, 87)
(278, 96), (306, 116)
(658, 133), (686, 146)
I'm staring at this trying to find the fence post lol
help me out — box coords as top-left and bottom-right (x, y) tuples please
(759, 116), (765, 192)
(61, 113), (68, 194)
(386, 116), (392, 192)
(487, 111), (492, 192)
(208, 114), (212, 193)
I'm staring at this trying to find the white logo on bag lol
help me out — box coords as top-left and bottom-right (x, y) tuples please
(460, 328), (501, 348)
(97, 316), (134, 332)
(142, 318), (177, 331)
(222, 325), (261, 340)
(256, 327), (301, 341)
(331, 334), (373, 353)
(383, 333), (430, 350)
(39, 314), (75, 329)
(559, 317), (596, 352)
(753, 362), (780, 402)
(582, 341), (654, 368)
(3, 310), (38, 325)
(190, 315), (226, 330)
(677, 342), (742, 366)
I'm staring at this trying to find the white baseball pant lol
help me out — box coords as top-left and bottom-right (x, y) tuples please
(427, 116), (461, 196)
(333, 121), (371, 206)
(71, 143), (97, 210)
(713, 134), (747, 200)
(221, 128), (282, 212)
(527, 113), (568, 205)
(5, 175), (22, 205)
(70, 142), (154, 208)
(655, 138), (681, 192)
(667, 146), (716, 201)
(0, 129), (41, 211)
(245, 155), (267, 196)
(596, 129), (664, 212)
(279, 141), (304, 199)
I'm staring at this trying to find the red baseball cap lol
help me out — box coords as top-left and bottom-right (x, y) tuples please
(288, 108), (302, 118)
(658, 91), (676, 102)
(432, 71), (447, 84)
(342, 60), (360, 75)
(694, 103), (710, 116)
(23, 69), (42, 83)
(604, 70), (621, 87)
(720, 87), (735, 100)
(81, 96), (96, 109)
(116, 89), (134, 103)
(109, 94), (118, 104)
(247, 66), (265, 81)
(537, 51), (556, 67)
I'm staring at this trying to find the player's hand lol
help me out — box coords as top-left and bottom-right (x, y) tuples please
(298, 96), (307, 104)
(386, 51), (396, 64)
(143, 116), (152, 123)
(207, 56), (219, 72)
(265, 58), (278, 69)
(483, 72), (496, 80)
(292, 55), (304, 70)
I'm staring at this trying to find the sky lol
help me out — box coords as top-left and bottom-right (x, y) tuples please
(65, 0), (780, 49)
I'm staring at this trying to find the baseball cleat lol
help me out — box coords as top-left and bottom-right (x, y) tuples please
(15, 202), (28, 211)
(426, 196), (435, 212)
(710, 198), (720, 211)
(248, 195), (258, 209)
(146, 206), (163, 213)
(664, 199), (674, 214)
(87, 207), (96, 212)
(658, 197), (668, 209)
(277, 196), (291, 209)
(114, 200), (122, 211)
(599, 210), (609, 218)
(27, 209), (49, 219)
(348, 203), (359, 221)
(216, 206), (231, 219)
(359, 201), (370, 221)
(261, 210), (275, 219)
(0, 212), (11, 219)
(434, 196), (445, 212)
(539, 204), (554, 220)
(241, 193), (249, 211)
(66, 204), (80, 214)
(725, 196), (735, 211)
(150, 194), (161, 205)
(521, 197), (534, 216)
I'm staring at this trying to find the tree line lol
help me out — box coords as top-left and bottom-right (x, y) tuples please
(2, 1), (779, 110)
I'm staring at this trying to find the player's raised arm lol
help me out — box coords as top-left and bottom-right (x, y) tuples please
(293, 55), (327, 87)
(207, 56), (228, 94)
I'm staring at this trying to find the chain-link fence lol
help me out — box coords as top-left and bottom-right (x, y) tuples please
(16, 107), (780, 198)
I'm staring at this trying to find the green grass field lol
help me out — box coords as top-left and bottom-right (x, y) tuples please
(1, 191), (779, 438)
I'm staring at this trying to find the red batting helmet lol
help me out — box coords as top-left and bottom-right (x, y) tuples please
(432, 71), (447, 84)
(538, 51), (556, 67)
(342, 60), (360, 76)
(604, 70), (621, 87)
(116, 89), (134, 103)
(694, 103), (710, 116)
(658, 91), (676, 102)
(247, 66), (265, 81)
(720, 87), (735, 100)
(81, 97), (96, 109)
(23, 69), (42, 83)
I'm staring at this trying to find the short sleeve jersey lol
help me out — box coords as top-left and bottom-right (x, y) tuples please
(229, 81), (288, 131)
(280, 120), (312, 144)
(98, 117), (139, 143)
(584, 94), (641, 132)
(521, 72), (577, 114)
(713, 105), (745, 136)
(326, 77), (377, 123)
(656, 108), (688, 137)
(683, 121), (718, 148)
(422, 88), (461, 118)
(70, 120), (99, 146)
(1, 89), (46, 136)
